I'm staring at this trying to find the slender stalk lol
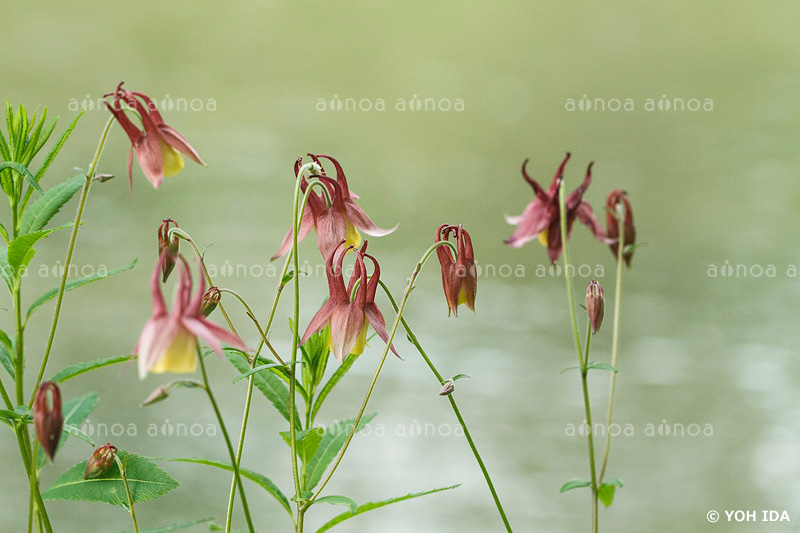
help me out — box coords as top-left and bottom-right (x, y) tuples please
(0, 374), (12, 409)
(115, 455), (139, 533)
(197, 348), (254, 532)
(558, 181), (598, 533)
(14, 282), (24, 404)
(14, 428), (52, 532)
(580, 323), (598, 532)
(598, 211), (626, 483)
(28, 440), (38, 533)
(306, 241), (452, 509)
(27, 115), (115, 408)
(377, 280), (512, 532)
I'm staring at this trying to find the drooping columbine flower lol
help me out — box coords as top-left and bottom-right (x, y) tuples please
(435, 224), (477, 317)
(136, 253), (248, 379)
(300, 241), (398, 363)
(504, 153), (609, 263)
(105, 82), (205, 189)
(586, 280), (605, 335)
(158, 219), (179, 282)
(83, 444), (118, 479)
(34, 382), (63, 462)
(271, 154), (396, 262)
(606, 189), (636, 268)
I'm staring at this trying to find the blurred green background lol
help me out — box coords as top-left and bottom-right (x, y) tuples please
(2, 1), (800, 531)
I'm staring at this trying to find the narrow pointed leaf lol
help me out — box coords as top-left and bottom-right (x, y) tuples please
(161, 457), (291, 516)
(0, 161), (43, 194)
(304, 413), (376, 491)
(560, 479), (592, 493)
(315, 485), (460, 532)
(232, 362), (289, 384)
(27, 259), (137, 320)
(50, 355), (132, 383)
(315, 495), (358, 514)
(311, 351), (360, 422)
(7, 223), (73, 277)
(35, 111), (83, 182)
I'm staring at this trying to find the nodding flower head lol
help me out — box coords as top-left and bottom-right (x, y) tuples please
(135, 253), (248, 379)
(34, 381), (63, 462)
(300, 241), (399, 364)
(104, 82), (206, 190)
(606, 189), (636, 268)
(271, 154), (397, 262)
(504, 153), (610, 263)
(157, 219), (179, 282)
(435, 224), (477, 317)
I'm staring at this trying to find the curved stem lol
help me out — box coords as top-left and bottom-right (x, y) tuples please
(598, 211), (626, 483)
(197, 348), (254, 532)
(378, 280), (513, 532)
(27, 115), (115, 409)
(307, 241), (450, 507)
(217, 288), (285, 366)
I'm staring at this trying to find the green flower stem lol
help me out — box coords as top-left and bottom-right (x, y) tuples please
(598, 211), (626, 484)
(114, 455), (139, 533)
(14, 427), (51, 532)
(196, 347), (254, 533)
(289, 164), (319, 533)
(27, 115), (115, 409)
(377, 280), (513, 532)
(28, 440), (38, 533)
(305, 241), (453, 513)
(0, 373), (12, 409)
(558, 181), (598, 533)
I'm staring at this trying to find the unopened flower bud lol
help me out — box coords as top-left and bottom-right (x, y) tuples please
(83, 444), (118, 479)
(94, 173), (115, 182)
(586, 280), (605, 335)
(158, 219), (179, 282)
(439, 381), (455, 396)
(34, 382), (63, 462)
(200, 287), (221, 317)
(141, 385), (170, 406)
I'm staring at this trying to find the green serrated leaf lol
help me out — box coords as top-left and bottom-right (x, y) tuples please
(43, 451), (178, 506)
(226, 350), (300, 429)
(27, 259), (137, 321)
(161, 458), (290, 516)
(316, 495), (358, 514)
(315, 485), (460, 532)
(50, 355), (131, 383)
(7, 223), (73, 278)
(279, 427), (324, 465)
(34, 111), (82, 183)
(0, 330), (14, 379)
(560, 479), (592, 493)
(20, 174), (84, 234)
(311, 351), (360, 422)
(304, 413), (376, 491)
(0, 161), (43, 194)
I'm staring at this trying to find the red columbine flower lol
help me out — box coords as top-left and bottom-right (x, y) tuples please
(504, 153), (609, 263)
(606, 190), (636, 268)
(105, 82), (205, 190)
(435, 224), (477, 317)
(34, 382), (63, 462)
(271, 154), (396, 262)
(300, 241), (398, 363)
(136, 253), (248, 379)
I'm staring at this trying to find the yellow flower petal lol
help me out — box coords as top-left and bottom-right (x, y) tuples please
(161, 142), (186, 178)
(151, 329), (198, 374)
(537, 228), (549, 246)
(345, 220), (362, 249)
(351, 321), (370, 356)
